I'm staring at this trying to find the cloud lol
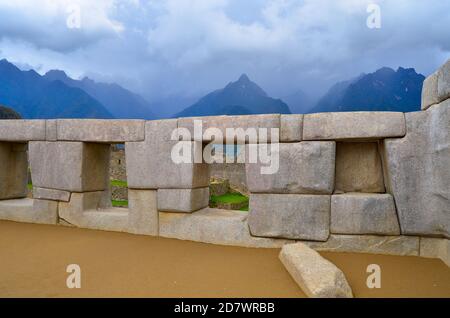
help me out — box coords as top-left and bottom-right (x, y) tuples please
(0, 0), (449, 110)
(0, 0), (123, 52)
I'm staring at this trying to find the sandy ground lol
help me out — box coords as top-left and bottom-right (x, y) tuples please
(0, 221), (449, 298)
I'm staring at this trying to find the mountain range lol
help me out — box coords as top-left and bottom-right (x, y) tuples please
(0, 59), (155, 119)
(175, 74), (291, 117)
(310, 67), (424, 113)
(44, 70), (155, 119)
(0, 58), (425, 119)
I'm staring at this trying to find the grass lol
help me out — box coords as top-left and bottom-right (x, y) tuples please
(111, 180), (128, 188)
(210, 192), (249, 211)
(112, 200), (128, 208)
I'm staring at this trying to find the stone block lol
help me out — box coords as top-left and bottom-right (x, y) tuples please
(422, 71), (439, 110)
(335, 142), (385, 193)
(45, 119), (57, 141)
(331, 194), (400, 235)
(307, 234), (420, 256)
(437, 59), (450, 103)
(279, 243), (353, 298)
(78, 209), (129, 233)
(128, 189), (158, 236)
(0, 120), (46, 141)
(58, 191), (127, 231)
(58, 191), (107, 224)
(177, 114), (280, 143)
(159, 208), (292, 248)
(126, 120), (209, 189)
(0, 142), (28, 199)
(280, 114), (303, 142)
(32, 187), (71, 202)
(0, 198), (58, 225)
(158, 188), (209, 213)
(419, 238), (449, 267)
(383, 100), (450, 238)
(303, 112), (406, 140)
(29, 141), (110, 192)
(56, 119), (145, 142)
(246, 142), (335, 194)
(248, 194), (330, 241)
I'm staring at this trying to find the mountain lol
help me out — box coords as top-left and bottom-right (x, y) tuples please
(310, 67), (424, 113)
(44, 70), (155, 119)
(175, 74), (291, 118)
(0, 59), (112, 119)
(282, 89), (316, 114)
(0, 105), (21, 119)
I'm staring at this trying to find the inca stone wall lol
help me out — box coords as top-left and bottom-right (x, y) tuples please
(0, 60), (449, 266)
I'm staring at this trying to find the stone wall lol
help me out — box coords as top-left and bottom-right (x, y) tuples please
(0, 60), (449, 266)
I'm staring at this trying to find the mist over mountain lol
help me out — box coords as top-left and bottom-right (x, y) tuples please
(175, 74), (291, 118)
(282, 89), (316, 114)
(0, 59), (112, 119)
(309, 67), (424, 113)
(44, 70), (155, 119)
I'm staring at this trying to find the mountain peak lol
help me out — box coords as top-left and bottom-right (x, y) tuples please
(312, 65), (425, 113)
(0, 58), (20, 72)
(45, 69), (69, 81)
(238, 73), (250, 82)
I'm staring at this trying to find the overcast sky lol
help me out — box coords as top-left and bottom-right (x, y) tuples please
(0, 0), (449, 102)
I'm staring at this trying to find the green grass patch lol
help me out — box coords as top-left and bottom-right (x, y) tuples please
(239, 205), (249, 212)
(111, 180), (128, 188)
(112, 200), (128, 208)
(27, 183), (33, 190)
(210, 192), (249, 205)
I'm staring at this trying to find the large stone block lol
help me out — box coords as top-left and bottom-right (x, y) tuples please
(0, 142), (28, 199)
(126, 120), (209, 189)
(157, 188), (209, 213)
(56, 119), (145, 142)
(422, 71), (439, 110)
(384, 100), (450, 238)
(79, 209), (129, 233)
(303, 112), (406, 140)
(331, 194), (400, 235)
(128, 189), (158, 236)
(279, 243), (353, 298)
(280, 114), (303, 142)
(246, 142), (335, 194)
(58, 191), (108, 224)
(437, 59), (450, 103)
(29, 141), (110, 192)
(248, 194), (330, 241)
(419, 238), (449, 267)
(159, 208), (292, 248)
(58, 191), (127, 232)
(177, 114), (280, 143)
(335, 142), (385, 193)
(307, 234), (420, 256)
(0, 198), (58, 225)
(0, 120), (46, 141)
(45, 120), (57, 141)
(32, 187), (71, 202)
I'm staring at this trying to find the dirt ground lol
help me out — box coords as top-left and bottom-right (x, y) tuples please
(0, 221), (449, 298)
